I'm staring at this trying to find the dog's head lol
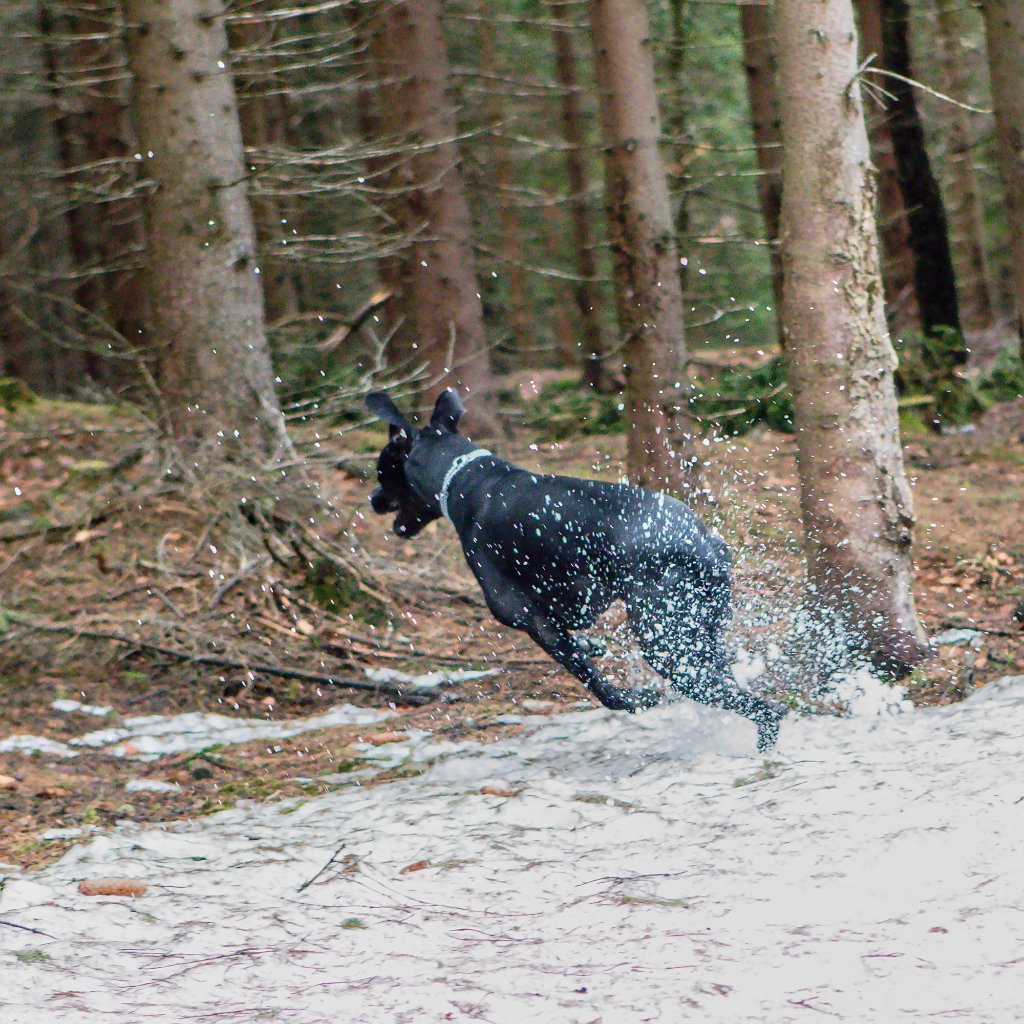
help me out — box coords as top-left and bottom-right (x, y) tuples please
(365, 389), (465, 538)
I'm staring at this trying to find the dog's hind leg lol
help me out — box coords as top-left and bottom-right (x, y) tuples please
(679, 667), (784, 753)
(627, 583), (784, 750)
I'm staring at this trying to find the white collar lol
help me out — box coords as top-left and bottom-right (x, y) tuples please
(438, 448), (491, 522)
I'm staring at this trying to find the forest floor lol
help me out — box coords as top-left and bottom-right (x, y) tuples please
(0, 384), (1022, 872)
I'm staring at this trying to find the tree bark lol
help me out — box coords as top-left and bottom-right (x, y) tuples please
(43, 0), (145, 393)
(550, 0), (607, 389)
(879, 0), (963, 341)
(122, 0), (289, 461)
(230, 14), (300, 324)
(541, 196), (580, 370)
(474, 0), (530, 360)
(367, 0), (497, 434)
(776, 0), (928, 674)
(738, 0), (785, 339)
(665, 0), (691, 301)
(589, 0), (695, 493)
(980, 0), (1024, 348)
(856, 0), (921, 335)
(0, 0), (80, 394)
(934, 0), (993, 333)
(346, 0), (408, 355)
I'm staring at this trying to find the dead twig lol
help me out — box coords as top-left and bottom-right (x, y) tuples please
(1, 610), (433, 704)
(209, 555), (270, 610)
(151, 588), (186, 619)
(319, 289), (393, 353)
(0, 510), (109, 544)
(297, 842), (348, 893)
(0, 919), (57, 940)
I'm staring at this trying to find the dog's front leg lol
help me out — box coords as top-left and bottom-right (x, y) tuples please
(467, 553), (660, 712)
(522, 612), (662, 713)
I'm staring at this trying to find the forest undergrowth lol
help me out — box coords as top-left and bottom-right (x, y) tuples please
(0, 378), (1021, 869)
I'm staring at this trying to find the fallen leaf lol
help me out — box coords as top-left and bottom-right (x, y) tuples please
(0, 774), (18, 790)
(78, 878), (147, 898)
(366, 732), (409, 746)
(34, 786), (70, 799)
(72, 528), (105, 544)
(480, 785), (520, 799)
(400, 860), (429, 874)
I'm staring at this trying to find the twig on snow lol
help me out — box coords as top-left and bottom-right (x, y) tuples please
(297, 843), (348, 893)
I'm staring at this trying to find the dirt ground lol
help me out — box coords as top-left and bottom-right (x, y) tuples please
(1, 389), (1021, 871)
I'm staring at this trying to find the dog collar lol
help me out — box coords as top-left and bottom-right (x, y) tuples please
(438, 448), (491, 521)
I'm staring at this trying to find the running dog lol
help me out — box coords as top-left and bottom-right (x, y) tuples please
(366, 388), (783, 751)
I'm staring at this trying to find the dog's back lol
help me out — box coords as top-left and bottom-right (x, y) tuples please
(458, 466), (727, 593)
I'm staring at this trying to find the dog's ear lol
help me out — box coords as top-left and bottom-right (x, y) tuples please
(430, 388), (464, 432)
(388, 423), (412, 448)
(366, 391), (413, 432)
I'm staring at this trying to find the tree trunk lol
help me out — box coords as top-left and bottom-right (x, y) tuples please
(230, 15), (300, 324)
(934, 0), (994, 333)
(346, 0), (408, 355)
(738, 1), (785, 341)
(541, 196), (580, 370)
(589, 0), (695, 493)
(856, 0), (921, 335)
(879, 0), (963, 342)
(367, 0), (497, 434)
(43, 0), (145, 393)
(550, 1), (607, 389)
(473, 0), (530, 359)
(776, 0), (928, 674)
(980, 0), (1024, 348)
(665, 0), (691, 301)
(0, 0), (80, 394)
(122, 0), (289, 461)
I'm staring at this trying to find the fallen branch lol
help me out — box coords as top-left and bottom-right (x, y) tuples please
(320, 289), (393, 353)
(297, 842), (348, 893)
(0, 511), (109, 544)
(0, 610), (433, 704)
(209, 554), (270, 610)
(0, 919), (57, 940)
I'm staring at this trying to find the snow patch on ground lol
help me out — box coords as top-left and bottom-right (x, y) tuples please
(363, 666), (499, 690)
(2, 677), (1023, 1023)
(50, 699), (113, 717)
(0, 703), (391, 760)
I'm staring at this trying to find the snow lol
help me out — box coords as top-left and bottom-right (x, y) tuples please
(50, 699), (113, 717)
(0, 703), (391, 761)
(363, 665), (499, 690)
(2, 675), (1023, 1023)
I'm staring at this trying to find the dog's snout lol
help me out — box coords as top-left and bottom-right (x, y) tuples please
(370, 487), (395, 514)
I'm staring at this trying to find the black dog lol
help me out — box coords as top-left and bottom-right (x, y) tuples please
(366, 388), (783, 751)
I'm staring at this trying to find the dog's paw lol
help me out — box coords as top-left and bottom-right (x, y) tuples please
(755, 710), (783, 753)
(592, 683), (663, 713)
(634, 686), (665, 710)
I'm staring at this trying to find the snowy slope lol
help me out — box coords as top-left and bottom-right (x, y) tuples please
(1, 676), (1023, 1024)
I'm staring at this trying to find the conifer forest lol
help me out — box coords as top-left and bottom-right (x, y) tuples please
(0, 2), (1023, 1020)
